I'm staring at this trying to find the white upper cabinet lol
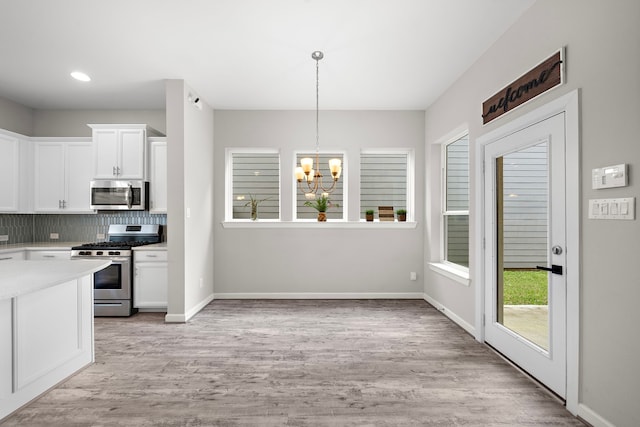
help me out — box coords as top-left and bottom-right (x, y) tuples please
(0, 133), (20, 212)
(89, 124), (162, 180)
(0, 130), (31, 213)
(149, 138), (167, 213)
(33, 139), (94, 213)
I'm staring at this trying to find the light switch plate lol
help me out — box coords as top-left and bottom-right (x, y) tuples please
(589, 197), (635, 220)
(592, 164), (627, 189)
(49, 233), (59, 239)
(0, 235), (8, 242)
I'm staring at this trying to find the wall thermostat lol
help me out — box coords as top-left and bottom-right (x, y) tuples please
(592, 164), (627, 189)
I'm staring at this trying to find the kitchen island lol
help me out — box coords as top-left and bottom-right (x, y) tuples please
(0, 260), (110, 421)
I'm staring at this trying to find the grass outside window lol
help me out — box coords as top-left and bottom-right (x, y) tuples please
(503, 270), (548, 305)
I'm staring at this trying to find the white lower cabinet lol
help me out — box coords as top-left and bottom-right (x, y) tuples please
(0, 250), (25, 261)
(134, 250), (168, 310)
(27, 250), (71, 260)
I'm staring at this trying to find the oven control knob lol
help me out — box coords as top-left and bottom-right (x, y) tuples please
(96, 251), (103, 255)
(109, 251), (120, 256)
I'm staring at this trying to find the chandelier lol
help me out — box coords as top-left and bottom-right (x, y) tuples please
(295, 51), (342, 200)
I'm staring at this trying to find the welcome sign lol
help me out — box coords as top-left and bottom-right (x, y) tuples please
(482, 49), (564, 125)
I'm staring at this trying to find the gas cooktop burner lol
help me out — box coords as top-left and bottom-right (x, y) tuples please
(73, 241), (151, 250)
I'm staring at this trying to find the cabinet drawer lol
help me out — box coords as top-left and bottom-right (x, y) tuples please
(28, 251), (71, 260)
(134, 250), (167, 262)
(0, 251), (25, 261)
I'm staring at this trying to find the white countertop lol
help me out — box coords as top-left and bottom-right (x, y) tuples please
(0, 241), (167, 254)
(0, 260), (111, 300)
(0, 242), (82, 253)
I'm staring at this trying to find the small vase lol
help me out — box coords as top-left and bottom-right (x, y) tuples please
(365, 214), (374, 222)
(398, 214), (406, 222)
(317, 212), (327, 222)
(251, 204), (258, 221)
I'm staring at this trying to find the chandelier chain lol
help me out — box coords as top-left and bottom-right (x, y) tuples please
(315, 56), (320, 154)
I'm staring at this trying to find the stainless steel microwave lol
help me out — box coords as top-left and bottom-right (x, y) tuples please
(90, 180), (149, 210)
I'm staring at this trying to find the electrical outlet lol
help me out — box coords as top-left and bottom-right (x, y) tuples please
(97, 233), (105, 240)
(410, 272), (417, 281)
(50, 233), (59, 240)
(0, 235), (8, 242)
(199, 278), (203, 288)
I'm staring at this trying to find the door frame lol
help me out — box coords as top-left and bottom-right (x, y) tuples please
(474, 89), (580, 414)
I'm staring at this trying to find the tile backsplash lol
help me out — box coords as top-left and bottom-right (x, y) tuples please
(0, 212), (167, 244)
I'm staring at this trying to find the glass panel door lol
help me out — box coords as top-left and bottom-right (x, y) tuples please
(483, 112), (566, 398)
(496, 143), (549, 350)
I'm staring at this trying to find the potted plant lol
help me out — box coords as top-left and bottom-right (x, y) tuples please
(365, 209), (374, 222)
(244, 194), (270, 221)
(396, 209), (407, 222)
(304, 195), (337, 222)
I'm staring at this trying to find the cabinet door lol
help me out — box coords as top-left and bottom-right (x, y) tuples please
(134, 262), (168, 308)
(0, 250), (26, 261)
(65, 142), (94, 212)
(34, 142), (65, 212)
(149, 140), (167, 213)
(0, 134), (20, 212)
(119, 129), (145, 179)
(93, 129), (119, 179)
(28, 250), (71, 260)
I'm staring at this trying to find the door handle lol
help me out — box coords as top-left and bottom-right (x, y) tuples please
(536, 264), (563, 275)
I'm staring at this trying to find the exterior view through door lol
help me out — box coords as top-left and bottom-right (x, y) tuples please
(483, 112), (567, 399)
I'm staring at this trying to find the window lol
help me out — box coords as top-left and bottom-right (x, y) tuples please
(295, 152), (345, 220)
(226, 150), (280, 221)
(360, 150), (413, 220)
(442, 134), (469, 267)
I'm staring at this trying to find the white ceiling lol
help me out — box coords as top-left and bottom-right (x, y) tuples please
(0, 0), (535, 110)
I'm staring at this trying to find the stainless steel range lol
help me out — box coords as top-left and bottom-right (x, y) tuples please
(71, 224), (163, 317)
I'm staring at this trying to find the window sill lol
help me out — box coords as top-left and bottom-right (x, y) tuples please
(428, 262), (470, 286)
(222, 221), (418, 229)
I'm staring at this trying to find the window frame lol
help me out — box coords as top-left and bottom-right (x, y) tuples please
(440, 131), (470, 273)
(360, 148), (415, 222)
(225, 148), (281, 222)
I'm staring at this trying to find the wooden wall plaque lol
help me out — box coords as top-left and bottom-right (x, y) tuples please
(482, 49), (564, 125)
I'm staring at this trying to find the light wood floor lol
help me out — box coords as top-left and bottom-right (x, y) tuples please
(2, 300), (584, 426)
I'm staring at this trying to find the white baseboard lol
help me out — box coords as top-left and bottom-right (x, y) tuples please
(164, 313), (186, 323)
(423, 293), (475, 336)
(578, 403), (615, 427)
(213, 292), (424, 300)
(164, 293), (215, 323)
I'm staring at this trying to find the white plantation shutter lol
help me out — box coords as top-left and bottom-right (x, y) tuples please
(443, 135), (469, 267)
(360, 153), (408, 219)
(231, 152), (280, 220)
(502, 143), (548, 268)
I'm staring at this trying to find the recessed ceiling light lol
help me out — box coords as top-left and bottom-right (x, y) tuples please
(70, 71), (91, 82)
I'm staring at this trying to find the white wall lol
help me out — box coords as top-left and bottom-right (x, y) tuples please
(0, 97), (33, 135)
(32, 109), (166, 136)
(165, 80), (214, 322)
(213, 110), (424, 297)
(424, 1), (640, 426)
